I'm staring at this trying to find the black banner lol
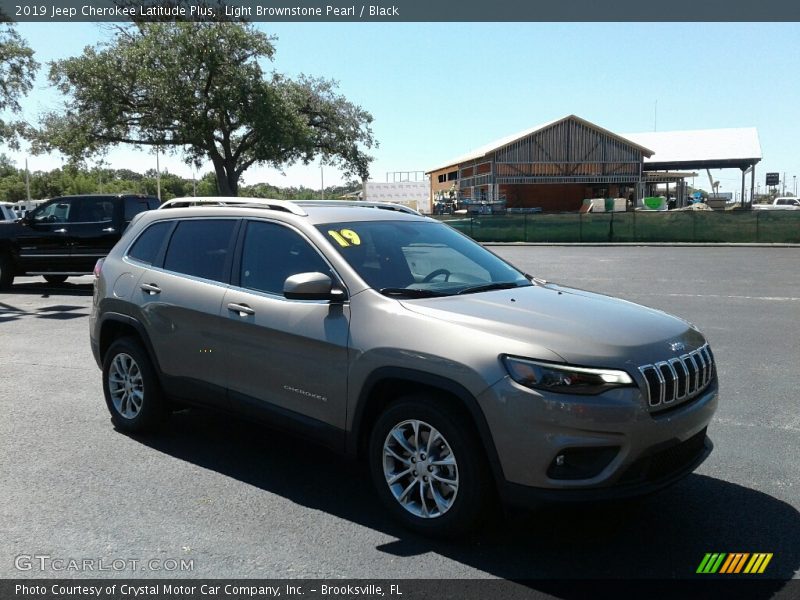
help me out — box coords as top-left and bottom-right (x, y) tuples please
(3, 580), (800, 600)
(2, 0), (800, 22)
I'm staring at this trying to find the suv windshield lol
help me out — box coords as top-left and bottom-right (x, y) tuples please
(318, 220), (531, 297)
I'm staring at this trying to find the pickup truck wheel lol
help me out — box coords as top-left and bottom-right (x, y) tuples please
(0, 253), (14, 289)
(103, 337), (166, 433)
(43, 275), (68, 284)
(368, 396), (493, 537)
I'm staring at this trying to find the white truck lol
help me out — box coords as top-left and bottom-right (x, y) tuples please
(752, 197), (800, 210)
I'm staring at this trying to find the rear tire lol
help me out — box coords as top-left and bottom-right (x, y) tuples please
(102, 336), (166, 433)
(43, 275), (68, 284)
(368, 395), (494, 537)
(0, 253), (14, 289)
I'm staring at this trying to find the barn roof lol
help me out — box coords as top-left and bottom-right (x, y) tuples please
(427, 115), (655, 173)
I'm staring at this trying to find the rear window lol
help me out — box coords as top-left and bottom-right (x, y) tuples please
(127, 221), (172, 265)
(163, 219), (237, 282)
(125, 197), (158, 221)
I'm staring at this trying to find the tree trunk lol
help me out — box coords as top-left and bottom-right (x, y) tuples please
(211, 157), (239, 196)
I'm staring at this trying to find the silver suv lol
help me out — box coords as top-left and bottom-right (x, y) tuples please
(90, 199), (718, 536)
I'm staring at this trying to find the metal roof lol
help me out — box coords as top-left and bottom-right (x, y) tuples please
(427, 115), (655, 173)
(621, 128), (762, 170)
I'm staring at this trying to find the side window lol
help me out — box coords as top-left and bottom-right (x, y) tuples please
(125, 197), (155, 221)
(127, 221), (172, 266)
(240, 221), (332, 295)
(163, 219), (237, 282)
(69, 197), (115, 223)
(33, 199), (72, 223)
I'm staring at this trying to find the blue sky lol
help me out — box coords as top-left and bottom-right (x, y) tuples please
(7, 22), (800, 196)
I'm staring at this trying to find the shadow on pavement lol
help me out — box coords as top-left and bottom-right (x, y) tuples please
(2, 279), (94, 297)
(129, 407), (800, 592)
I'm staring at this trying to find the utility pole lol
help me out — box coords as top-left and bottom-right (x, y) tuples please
(653, 100), (657, 132)
(782, 172), (786, 196)
(24, 159), (31, 202)
(156, 148), (161, 201)
(320, 161), (324, 200)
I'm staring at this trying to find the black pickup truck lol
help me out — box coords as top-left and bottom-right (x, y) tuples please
(0, 194), (159, 288)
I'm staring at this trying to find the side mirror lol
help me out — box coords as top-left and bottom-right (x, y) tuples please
(283, 272), (346, 302)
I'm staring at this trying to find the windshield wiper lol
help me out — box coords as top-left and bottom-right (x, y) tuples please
(379, 287), (449, 298)
(456, 281), (527, 295)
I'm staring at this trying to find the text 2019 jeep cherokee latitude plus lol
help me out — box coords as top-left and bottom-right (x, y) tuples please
(90, 199), (718, 536)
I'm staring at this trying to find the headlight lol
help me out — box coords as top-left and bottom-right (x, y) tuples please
(502, 356), (634, 395)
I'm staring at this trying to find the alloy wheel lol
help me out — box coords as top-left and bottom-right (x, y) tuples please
(108, 352), (144, 419)
(382, 419), (459, 518)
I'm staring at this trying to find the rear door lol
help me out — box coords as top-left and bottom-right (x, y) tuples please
(133, 218), (239, 408)
(66, 196), (121, 272)
(220, 219), (350, 439)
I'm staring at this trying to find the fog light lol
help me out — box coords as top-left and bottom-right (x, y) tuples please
(547, 447), (619, 480)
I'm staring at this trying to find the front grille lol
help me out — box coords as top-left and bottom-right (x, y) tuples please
(638, 344), (714, 412)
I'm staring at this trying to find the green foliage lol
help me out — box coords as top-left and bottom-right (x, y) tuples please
(35, 22), (375, 196)
(0, 24), (39, 148)
(0, 158), (360, 203)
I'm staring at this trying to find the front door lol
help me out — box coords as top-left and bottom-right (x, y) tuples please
(221, 220), (350, 438)
(15, 198), (74, 272)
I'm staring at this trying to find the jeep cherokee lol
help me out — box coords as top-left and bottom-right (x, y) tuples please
(90, 199), (718, 536)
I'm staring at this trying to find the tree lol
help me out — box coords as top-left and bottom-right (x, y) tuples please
(0, 23), (39, 148)
(35, 22), (375, 196)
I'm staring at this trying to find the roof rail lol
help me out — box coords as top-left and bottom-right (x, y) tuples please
(294, 200), (422, 216)
(158, 196), (307, 216)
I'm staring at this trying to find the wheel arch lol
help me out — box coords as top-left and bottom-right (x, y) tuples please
(349, 367), (506, 487)
(98, 313), (162, 377)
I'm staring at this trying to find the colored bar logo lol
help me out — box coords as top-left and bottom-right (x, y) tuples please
(697, 553), (773, 574)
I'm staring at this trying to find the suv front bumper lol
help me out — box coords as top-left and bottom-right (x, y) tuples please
(477, 375), (718, 504)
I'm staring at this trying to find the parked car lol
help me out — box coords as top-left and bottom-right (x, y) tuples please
(0, 194), (159, 288)
(91, 198), (718, 536)
(0, 202), (18, 222)
(752, 197), (800, 210)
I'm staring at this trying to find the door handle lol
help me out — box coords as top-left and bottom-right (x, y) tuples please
(140, 283), (161, 295)
(54, 228), (67, 233)
(227, 303), (255, 316)
(102, 227), (116, 233)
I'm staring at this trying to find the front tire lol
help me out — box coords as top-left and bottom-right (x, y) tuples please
(102, 337), (165, 433)
(368, 396), (493, 537)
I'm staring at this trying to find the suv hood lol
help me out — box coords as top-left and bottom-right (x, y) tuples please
(399, 284), (706, 368)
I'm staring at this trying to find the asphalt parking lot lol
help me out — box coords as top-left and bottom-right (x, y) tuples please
(1, 246), (799, 583)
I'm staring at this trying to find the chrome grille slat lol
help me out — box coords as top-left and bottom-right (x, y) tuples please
(701, 347), (712, 385)
(654, 363), (666, 405)
(670, 358), (688, 399)
(688, 353), (700, 392)
(638, 344), (714, 412)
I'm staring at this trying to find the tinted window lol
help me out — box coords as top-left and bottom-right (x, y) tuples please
(240, 221), (331, 295)
(125, 197), (157, 221)
(163, 219), (237, 282)
(69, 197), (115, 223)
(128, 221), (172, 265)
